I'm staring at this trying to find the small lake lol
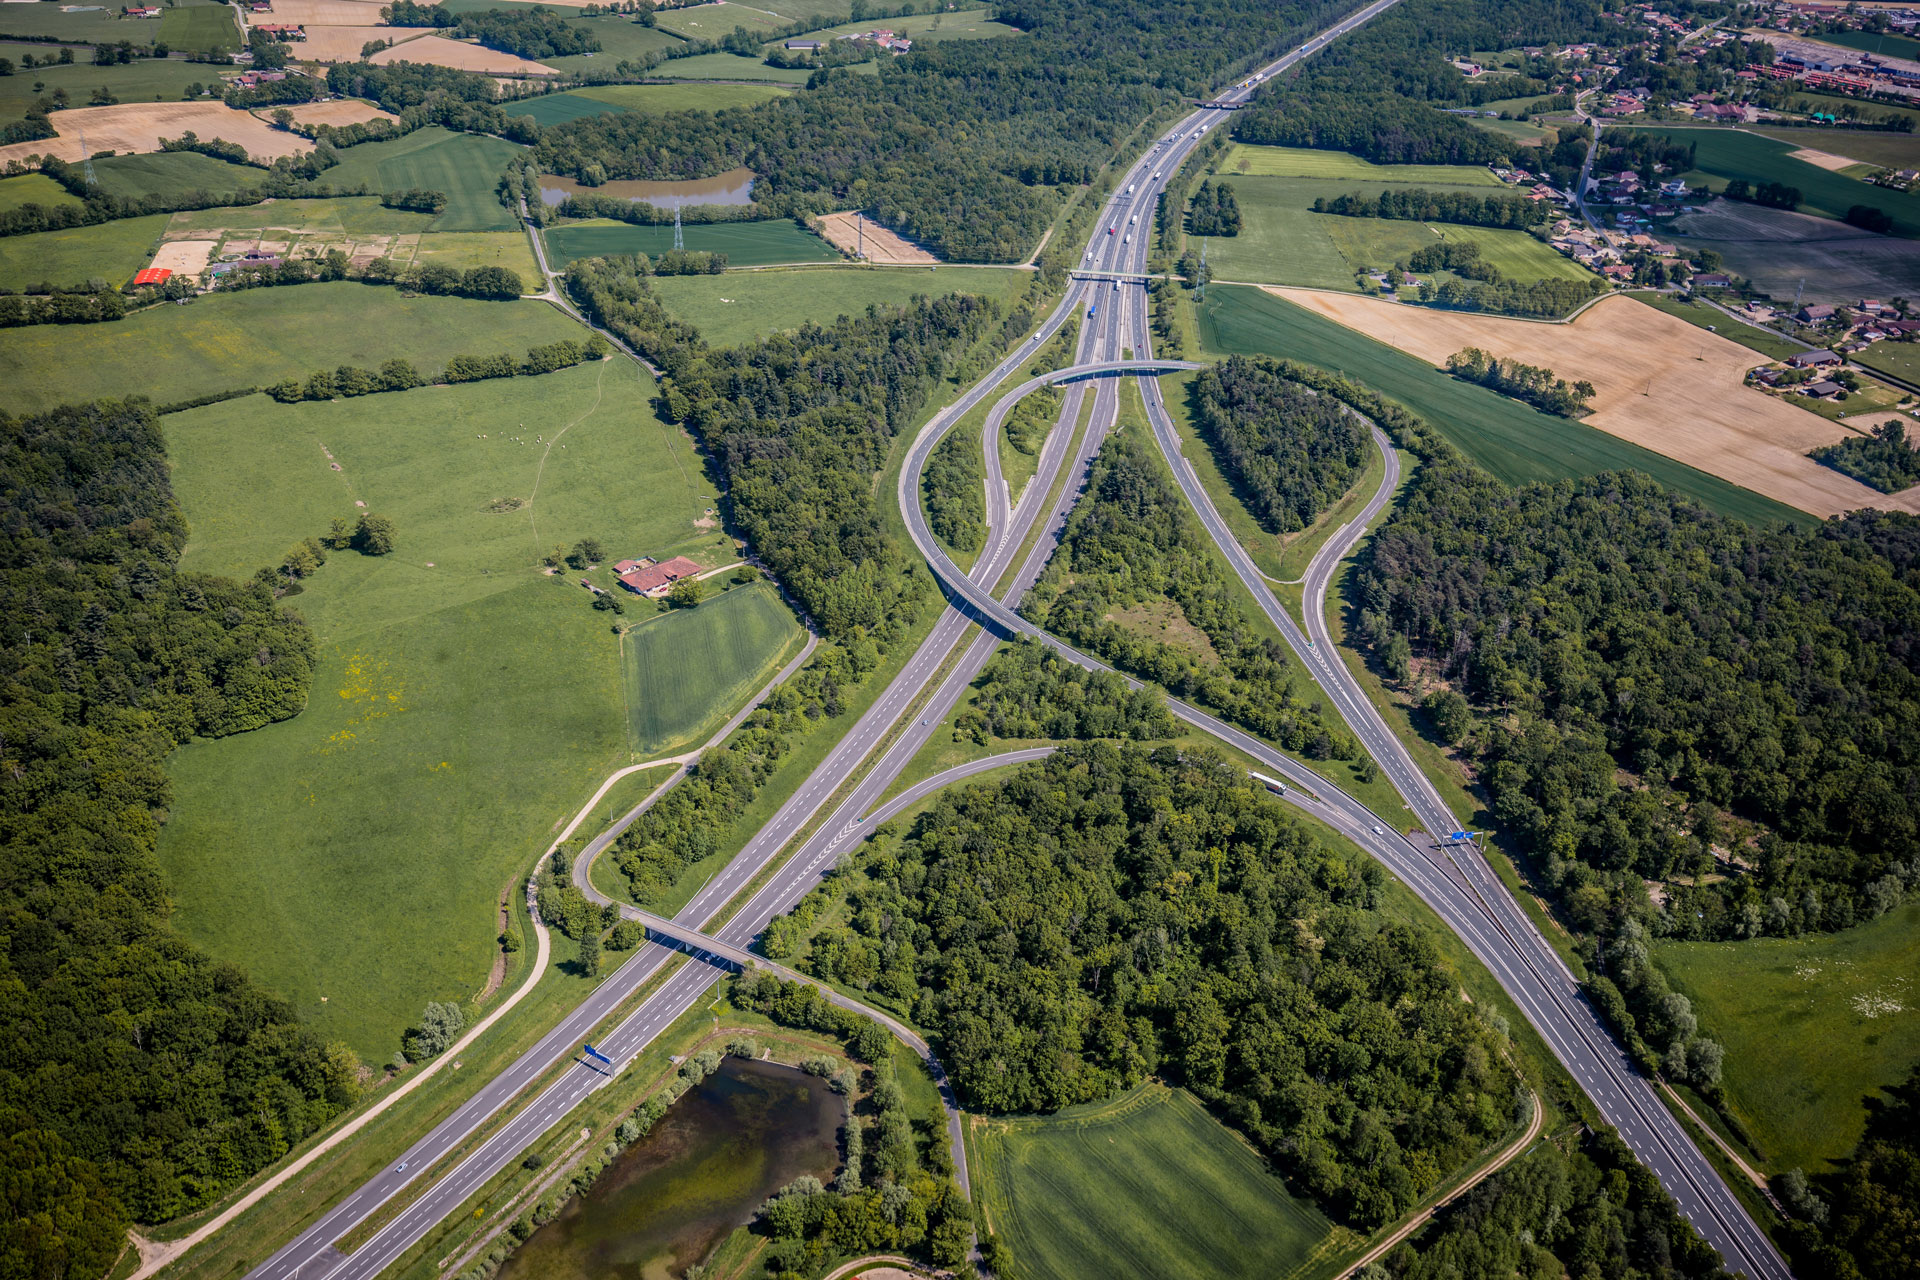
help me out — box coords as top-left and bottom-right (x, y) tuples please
(538, 168), (757, 210)
(495, 1057), (841, 1280)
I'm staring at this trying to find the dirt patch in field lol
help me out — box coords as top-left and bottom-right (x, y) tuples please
(0, 102), (308, 166)
(277, 98), (400, 128)
(367, 33), (556, 75)
(1268, 287), (1920, 517)
(1669, 198), (1920, 304)
(816, 211), (940, 264)
(1788, 146), (1860, 171)
(150, 239), (218, 276)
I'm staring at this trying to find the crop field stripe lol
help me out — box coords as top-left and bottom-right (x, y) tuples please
(1199, 285), (1806, 528)
(623, 583), (804, 755)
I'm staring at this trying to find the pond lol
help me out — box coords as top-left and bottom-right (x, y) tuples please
(495, 1057), (842, 1280)
(538, 168), (757, 210)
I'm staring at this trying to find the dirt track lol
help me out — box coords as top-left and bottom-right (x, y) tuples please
(1269, 287), (1920, 517)
(816, 211), (940, 264)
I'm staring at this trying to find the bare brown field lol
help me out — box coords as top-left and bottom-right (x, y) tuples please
(294, 25), (432, 61)
(1269, 287), (1920, 516)
(367, 33), (556, 74)
(0, 102), (310, 166)
(277, 98), (399, 128)
(816, 211), (939, 264)
(150, 239), (218, 275)
(248, 0), (423, 24)
(1788, 146), (1860, 172)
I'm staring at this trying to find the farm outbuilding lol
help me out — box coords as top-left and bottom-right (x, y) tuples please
(617, 555), (703, 596)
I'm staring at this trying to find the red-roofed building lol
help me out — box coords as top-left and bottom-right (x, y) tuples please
(618, 556), (703, 596)
(132, 267), (172, 286)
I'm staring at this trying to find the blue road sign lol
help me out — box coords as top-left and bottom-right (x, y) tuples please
(584, 1043), (612, 1065)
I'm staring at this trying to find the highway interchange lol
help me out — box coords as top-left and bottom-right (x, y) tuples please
(235, 3), (1790, 1279)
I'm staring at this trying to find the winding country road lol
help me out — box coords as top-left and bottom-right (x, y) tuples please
(217, 4), (1786, 1280)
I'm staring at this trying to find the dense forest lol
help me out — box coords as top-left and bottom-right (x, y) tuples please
(564, 254), (997, 640)
(779, 744), (1519, 1229)
(922, 428), (985, 555)
(1188, 356), (1371, 533)
(1790, 1065), (1920, 1280)
(1025, 429), (1356, 759)
(954, 637), (1177, 744)
(0, 401), (356, 1272)
(531, 0), (1347, 260)
(1186, 179), (1241, 236)
(1811, 418), (1920, 494)
(1236, 0), (1612, 164)
(1349, 460), (1920, 942)
(381, 2), (602, 60)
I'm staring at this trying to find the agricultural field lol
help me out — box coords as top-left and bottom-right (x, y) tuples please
(969, 1084), (1354, 1280)
(0, 99), (307, 167)
(1749, 126), (1920, 173)
(1656, 902), (1920, 1175)
(1197, 285), (1808, 527)
(1269, 288), (1897, 518)
(323, 127), (525, 232)
(540, 219), (837, 269)
(648, 264), (1030, 348)
(0, 284), (584, 413)
(160, 0), (242, 53)
(539, 14), (686, 74)
(0, 42), (209, 125)
(160, 194), (429, 239)
(623, 582), (804, 755)
(90, 150), (261, 200)
(0, 172), (80, 215)
(0, 212), (169, 291)
(503, 82), (790, 125)
(1468, 116), (1556, 146)
(646, 51), (816, 84)
(410, 230), (541, 281)
(159, 358), (747, 1059)
(1628, 291), (1809, 361)
(1218, 144), (1504, 186)
(1668, 197), (1920, 304)
(656, 1), (789, 40)
(0, 6), (158, 44)
(761, 6), (1021, 50)
(1622, 125), (1920, 236)
(1853, 339), (1920, 385)
(1808, 27), (1920, 61)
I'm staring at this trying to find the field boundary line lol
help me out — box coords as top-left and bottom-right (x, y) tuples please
(1252, 281), (1617, 326)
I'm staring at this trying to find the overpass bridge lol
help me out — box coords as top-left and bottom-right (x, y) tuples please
(1070, 270), (1161, 284)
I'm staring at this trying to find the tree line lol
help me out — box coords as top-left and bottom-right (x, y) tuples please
(382, 1), (602, 59)
(0, 400), (358, 1272)
(1025, 429), (1358, 761)
(263, 337), (604, 403)
(1444, 346), (1594, 417)
(1312, 187), (1549, 228)
(1189, 356), (1371, 534)
(770, 743), (1519, 1230)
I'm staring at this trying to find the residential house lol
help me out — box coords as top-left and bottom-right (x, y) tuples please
(1797, 303), (1836, 324)
(617, 556), (704, 597)
(1691, 272), (1734, 288)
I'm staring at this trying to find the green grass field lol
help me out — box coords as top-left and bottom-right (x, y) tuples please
(649, 264), (1030, 347)
(1853, 340), (1920, 385)
(160, 0), (240, 53)
(970, 1084), (1353, 1280)
(622, 583), (803, 755)
(0, 9), (157, 44)
(1219, 144), (1503, 186)
(0, 285), (584, 413)
(645, 51), (816, 83)
(160, 194), (431, 238)
(1790, 90), (1920, 131)
(1622, 125), (1920, 237)
(1655, 902), (1920, 1175)
(656, 1), (786, 39)
(1469, 116), (1555, 146)
(1198, 285), (1808, 527)
(504, 83), (789, 125)
(1628, 292), (1809, 361)
(0, 43), (208, 125)
(761, 7), (1020, 49)
(90, 150), (261, 200)
(1749, 126), (1920, 173)
(540, 13), (684, 73)
(0, 172), (81, 215)
(411, 230), (541, 282)
(541, 219), (837, 269)
(500, 93), (629, 126)
(1812, 28), (1920, 61)
(0, 212), (169, 291)
(159, 359), (744, 1059)
(323, 128), (524, 232)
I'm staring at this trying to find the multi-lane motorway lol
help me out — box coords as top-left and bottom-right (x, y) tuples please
(231, 3), (1787, 1279)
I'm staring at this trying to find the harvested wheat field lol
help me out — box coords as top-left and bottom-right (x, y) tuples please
(817, 211), (939, 264)
(278, 99), (400, 128)
(295, 25), (434, 61)
(1269, 287), (1920, 517)
(249, 0), (424, 24)
(368, 34), (556, 75)
(150, 239), (219, 276)
(1788, 146), (1861, 172)
(0, 102), (310, 167)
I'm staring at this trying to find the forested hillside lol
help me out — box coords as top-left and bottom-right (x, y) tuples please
(532, 0), (1345, 260)
(1351, 462), (1920, 942)
(781, 744), (1517, 1230)
(1236, 0), (1613, 164)
(1025, 430), (1356, 759)
(1189, 356), (1370, 534)
(0, 401), (355, 1267)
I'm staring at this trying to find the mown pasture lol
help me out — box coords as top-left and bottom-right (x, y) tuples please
(540, 219), (837, 269)
(0, 284), (583, 412)
(1197, 285), (1805, 527)
(1218, 144), (1504, 186)
(1656, 902), (1920, 1175)
(0, 172), (81, 214)
(323, 127), (524, 231)
(159, 0), (241, 53)
(90, 150), (261, 200)
(159, 359), (753, 1059)
(623, 582), (804, 755)
(540, 13), (684, 73)
(0, 211), (169, 290)
(970, 1084), (1353, 1280)
(648, 264), (1030, 348)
